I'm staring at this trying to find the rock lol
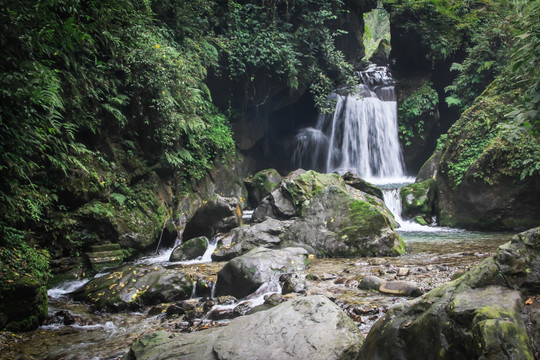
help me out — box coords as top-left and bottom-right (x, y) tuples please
(245, 169), (282, 208)
(72, 264), (192, 311)
(84, 243), (124, 272)
(379, 281), (422, 297)
(170, 236), (209, 261)
(400, 179), (437, 224)
(231, 170), (403, 258)
(368, 38), (391, 66)
(0, 274), (48, 331)
(359, 275), (386, 291)
(433, 73), (540, 230)
(397, 267), (410, 277)
(281, 185), (404, 257)
(182, 195), (242, 241)
(214, 247), (308, 299)
(281, 273), (306, 294)
(416, 150), (442, 182)
(123, 295), (363, 360)
(212, 218), (294, 261)
(359, 227), (540, 359)
(341, 172), (384, 200)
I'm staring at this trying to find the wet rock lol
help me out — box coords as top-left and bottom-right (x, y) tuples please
(397, 267), (410, 277)
(233, 171), (404, 258)
(341, 172), (384, 200)
(359, 227), (540, 360)
(400, 179), (437, 224)
(379, 281), (422, 297)
(281, 184), (404, 257)
(72, 264), (193, 311)
(214, 247), (308, 299)
(182, 195), (242, 242)
(124, 295), (363, 360)
(245, 168), (282, 208)
(359, 275), (386, 291)
(165, 304), (185, 318)
(281, 273), (306, 294)
(212, 218), (291, 261)
(170, 236), (208, 261)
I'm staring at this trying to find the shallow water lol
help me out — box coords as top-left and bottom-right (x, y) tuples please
(0, 229), (514, 359)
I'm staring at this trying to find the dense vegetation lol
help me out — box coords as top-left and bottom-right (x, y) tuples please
(0, 0), (363, 330)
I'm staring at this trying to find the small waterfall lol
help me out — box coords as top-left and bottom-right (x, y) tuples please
(292, 65), (406, 181)
(382, 188), (405, 224)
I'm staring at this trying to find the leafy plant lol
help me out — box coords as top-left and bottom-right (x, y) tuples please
(398, 81), (439, 146)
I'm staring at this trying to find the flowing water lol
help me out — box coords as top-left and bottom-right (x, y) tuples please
(0, 66), (517, 359)
(292, 65), (405, 181)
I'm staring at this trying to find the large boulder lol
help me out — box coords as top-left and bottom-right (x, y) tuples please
(214, 247), (308, 299)
(246, 170), (403, 258)
(281, 185), (404, 257)
(182, 195), (242, 242)
(72, 264), (193, 311)
(123, 295), (363, 360)
(359, 227), (540, 359)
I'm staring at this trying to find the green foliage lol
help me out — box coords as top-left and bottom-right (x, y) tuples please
(216, 0), (355, 113)
(398, 81), (439, 146)
(0, 0), (235, 260)
(387, 0), (509, 64)
(0, 227), (51, 288)
(505, 0), (540, 134)
(363, 8), (391, 59)
(444, 14), (513, 111)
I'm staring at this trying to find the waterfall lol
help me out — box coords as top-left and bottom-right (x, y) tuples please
(292, 65), (406, 182)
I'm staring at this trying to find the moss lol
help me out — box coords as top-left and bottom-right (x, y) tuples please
(251, 169), (281, 195)
(473, 306), (534, 359)
(400, 179), (437, 221)
(286, 171), (345, 209)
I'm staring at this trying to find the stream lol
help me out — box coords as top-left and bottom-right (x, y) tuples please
(0, 227), (514, 360)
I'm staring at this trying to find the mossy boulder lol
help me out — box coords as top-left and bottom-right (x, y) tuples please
(245, 168), (282, 208)
(368, 38), (390, 66)
(170, 236), (209, 261)
(281, 185), (404, 257)
(400, 179), (437, 224)
(435, 78), (540, 230)
(359, 226), (540, 359)
(182, 195), (242, 242)
(72, 264), (193, 311)
(228, 170), (403, 258)
(0, 275), (48, 332)
(0, 243), (50, 331)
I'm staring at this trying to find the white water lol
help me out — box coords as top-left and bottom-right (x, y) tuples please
(135, 237), (218, 266)
(48, 279), (90, 299)
(291, 65), (457, 233)
(292, 65), (405, 179)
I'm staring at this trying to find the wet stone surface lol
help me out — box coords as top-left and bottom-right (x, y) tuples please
(0, 231), (514, 359)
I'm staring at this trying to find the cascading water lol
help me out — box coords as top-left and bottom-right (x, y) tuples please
(292, 65), (422, 227)
(292, 65), (407, 182)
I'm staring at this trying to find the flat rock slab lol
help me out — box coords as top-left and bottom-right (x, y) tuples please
(123, 295), (363, 360)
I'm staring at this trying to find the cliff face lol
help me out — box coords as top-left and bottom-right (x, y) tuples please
(386, 0), (540, 230)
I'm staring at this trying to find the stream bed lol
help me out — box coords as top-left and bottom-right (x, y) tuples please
(0, 229), (514, 360)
